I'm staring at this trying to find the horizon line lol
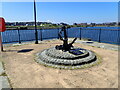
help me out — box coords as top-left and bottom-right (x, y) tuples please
(5, 21), (118, 23)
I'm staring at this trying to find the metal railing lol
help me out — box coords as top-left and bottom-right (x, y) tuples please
(1, 27), (120, 45)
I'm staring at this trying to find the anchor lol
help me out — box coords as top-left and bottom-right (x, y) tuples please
(55, 26), (83, 55)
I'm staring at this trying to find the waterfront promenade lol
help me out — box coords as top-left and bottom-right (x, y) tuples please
(0, 39), (118, 88)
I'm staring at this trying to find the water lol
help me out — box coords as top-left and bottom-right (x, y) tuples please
(1, 27), (120, 45)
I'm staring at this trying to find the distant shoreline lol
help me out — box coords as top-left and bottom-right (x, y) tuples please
(6, 26), (120, 30)
(6, 27), (60, 30)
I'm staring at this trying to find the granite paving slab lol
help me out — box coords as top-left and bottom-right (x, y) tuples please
(0, 76), (11, 89)
(72, 40), (119, 51)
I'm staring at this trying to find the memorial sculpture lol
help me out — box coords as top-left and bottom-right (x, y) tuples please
(35, 26), (99, 69)
(55, 26), (77, 51)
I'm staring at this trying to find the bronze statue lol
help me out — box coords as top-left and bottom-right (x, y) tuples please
(55, 26), (77, 51)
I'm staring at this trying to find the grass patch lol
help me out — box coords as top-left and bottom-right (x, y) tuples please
(1, 61), (6, 70)
(6, 76), (13, 88)
(0, 72), (7, 76)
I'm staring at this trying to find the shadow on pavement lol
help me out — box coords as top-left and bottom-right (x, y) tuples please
(17, 49), (34, 53)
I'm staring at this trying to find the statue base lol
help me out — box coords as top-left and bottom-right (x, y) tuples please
(35, 47), (99, 69)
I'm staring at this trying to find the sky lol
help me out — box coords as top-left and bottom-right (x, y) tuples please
(0, 2), (118, 24)
(1, 0), (120, 2)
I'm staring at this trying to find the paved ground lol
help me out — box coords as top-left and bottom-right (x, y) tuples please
(0, 76), (11, 89)
(0, 39), (118, 88)
(0, 60), (11, 89)
(70, 39), (119, 51)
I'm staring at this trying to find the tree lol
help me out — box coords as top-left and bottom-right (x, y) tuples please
(73, 23), (77, 25)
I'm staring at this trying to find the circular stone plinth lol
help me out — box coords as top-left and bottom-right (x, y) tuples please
(35, 47), (99, 69)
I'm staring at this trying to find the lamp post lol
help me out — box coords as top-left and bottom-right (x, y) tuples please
(34, 0), (38, 44)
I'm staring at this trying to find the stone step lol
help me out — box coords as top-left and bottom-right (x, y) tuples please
(35, 56), (98, 69)
(37, 49), (96, 65)
(45, 47), (89, 59)
(35, 47), (98, 69)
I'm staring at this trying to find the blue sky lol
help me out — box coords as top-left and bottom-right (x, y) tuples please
(1, 2), (118, 24)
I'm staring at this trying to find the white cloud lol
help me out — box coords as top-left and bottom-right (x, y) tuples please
(1, 0), (119, 2)
(47, 20), (50, 22)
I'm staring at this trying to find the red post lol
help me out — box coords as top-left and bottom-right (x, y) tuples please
(0, 32), (3, 51)
(0, 17), (6, 52)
